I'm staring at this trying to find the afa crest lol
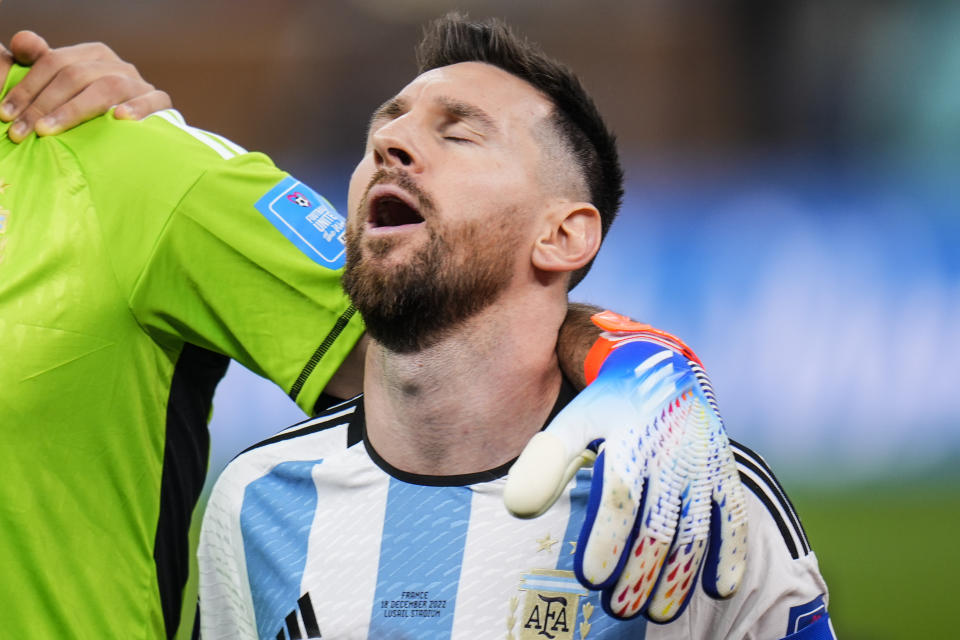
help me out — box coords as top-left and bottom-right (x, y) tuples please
(508, 569), (595, 640)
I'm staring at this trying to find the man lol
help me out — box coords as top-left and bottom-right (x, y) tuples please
(0, 25), (747, 640)
(198, 15), (833, 639)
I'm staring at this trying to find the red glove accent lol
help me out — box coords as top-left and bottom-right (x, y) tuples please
(584, 311), (704, 384)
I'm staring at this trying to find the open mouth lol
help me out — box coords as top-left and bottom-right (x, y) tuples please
(369, 194), (424, 229)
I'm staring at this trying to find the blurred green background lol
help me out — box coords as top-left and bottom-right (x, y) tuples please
(4, 1), (957, 638)
(793, 479), (960, 639)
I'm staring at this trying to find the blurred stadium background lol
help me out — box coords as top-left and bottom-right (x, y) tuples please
(5, 1), (957, 637)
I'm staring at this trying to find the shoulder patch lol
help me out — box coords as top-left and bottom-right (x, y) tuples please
(255, 176), (347, 269)
(788, 595), (828, 633)
(785, 595), (835, 639)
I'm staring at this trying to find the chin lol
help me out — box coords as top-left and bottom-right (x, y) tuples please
(361, 239), (420, 268)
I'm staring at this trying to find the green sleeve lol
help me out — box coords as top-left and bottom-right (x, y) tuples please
(56, 106), (363, 414)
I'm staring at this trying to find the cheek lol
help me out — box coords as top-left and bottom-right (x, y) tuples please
(347, 161), (374, 222)
(448, 172), (540, 228)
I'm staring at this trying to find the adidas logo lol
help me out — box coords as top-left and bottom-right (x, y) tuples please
(275, 593), (322, 639)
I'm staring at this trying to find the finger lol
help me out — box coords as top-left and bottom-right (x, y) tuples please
(600, 366), (703, 619)
(9, 30), (51, 65)
(0, 45), (18, 122)
(114, 89), (172, 120)
(644, 390), (715, 622)
(34, 72), (152, 136)
(1, 42), (115, 122)
(7, 105), (47, 142)
(503, 384), (613, 519)
(574, 341), (690, 594)
(602, 530), (671, 620)
(7, 64), (89, 142)
(503, 431), (598, 519)
(576, 433), (649, 592)
(2, 42), (61, 122)
(0, 47), (12, 90)
(597, 428), (678, 617)
(645, 538), (707, 622)
(701, 430), (748, 599)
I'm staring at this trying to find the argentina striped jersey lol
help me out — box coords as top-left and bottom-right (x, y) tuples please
(198, 395), (833, 639)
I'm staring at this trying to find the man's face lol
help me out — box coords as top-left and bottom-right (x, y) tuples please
(343, 62), (557, 352)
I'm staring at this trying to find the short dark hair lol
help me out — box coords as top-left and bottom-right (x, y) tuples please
(416, 13), (624, 289)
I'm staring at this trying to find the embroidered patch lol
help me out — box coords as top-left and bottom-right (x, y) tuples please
(510, 569), (590, 640)
(255, 176), (346, 269)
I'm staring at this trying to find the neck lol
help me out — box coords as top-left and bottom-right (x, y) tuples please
(362, 290), (566, 476)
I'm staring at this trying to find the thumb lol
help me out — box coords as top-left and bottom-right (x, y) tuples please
(504, 431), (597, 518)
(10, 31), (51, 65)
(504, 385), (612, 518)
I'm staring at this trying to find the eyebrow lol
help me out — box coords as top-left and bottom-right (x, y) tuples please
(366, 95), (500, 137)
(367, 97), (407, 138)
(370, 97), (407, 126)
(436, 96), (499, 135)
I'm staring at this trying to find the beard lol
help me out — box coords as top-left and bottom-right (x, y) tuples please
(342, 173), (521, 354)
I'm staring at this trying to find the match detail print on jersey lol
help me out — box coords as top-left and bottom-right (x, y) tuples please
(255, 176), (347, 269)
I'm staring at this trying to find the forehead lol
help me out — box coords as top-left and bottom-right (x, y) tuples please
(389, 61), (554, 128)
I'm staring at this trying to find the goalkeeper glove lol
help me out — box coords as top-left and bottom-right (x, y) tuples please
(504, 311), (748, 622)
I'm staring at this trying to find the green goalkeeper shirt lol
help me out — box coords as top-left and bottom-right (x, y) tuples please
(0, 65), (364, 638)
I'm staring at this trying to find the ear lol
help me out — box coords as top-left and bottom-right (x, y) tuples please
(531, 202), (602, 275)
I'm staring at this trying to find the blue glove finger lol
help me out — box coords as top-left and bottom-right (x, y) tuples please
(580, 344), (691, 616)
(700, 418), (748, 599)
(644, 383), (715, 622)
(573, 447), (641, 591)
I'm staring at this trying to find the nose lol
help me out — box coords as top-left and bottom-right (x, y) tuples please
(371, 118), (421, 171)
